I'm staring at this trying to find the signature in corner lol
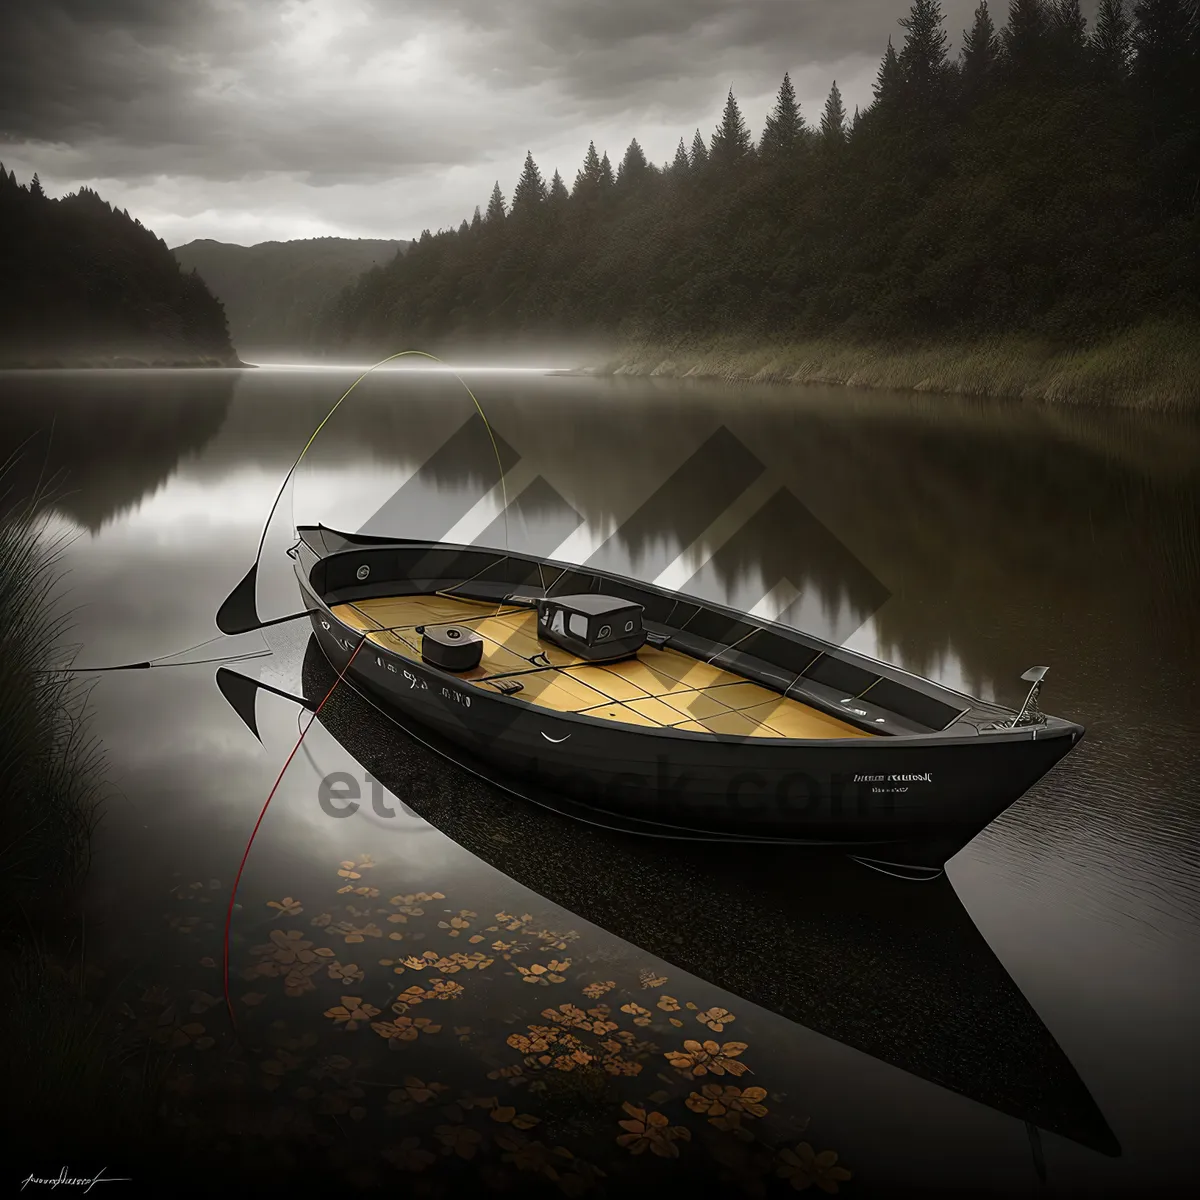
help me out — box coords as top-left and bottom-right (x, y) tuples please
(20, 1167), (131, 1193)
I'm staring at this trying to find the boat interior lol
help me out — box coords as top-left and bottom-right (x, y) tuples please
(304, 532), (998, 741)
(332, 593), (872, 740)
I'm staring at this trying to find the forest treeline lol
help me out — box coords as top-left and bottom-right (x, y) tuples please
(0, 167), (237, 367)
(314, 0), (1200, 356)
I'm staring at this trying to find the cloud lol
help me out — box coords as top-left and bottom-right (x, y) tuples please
(383, 0), (896, 104)
(0, 1), (1037, 243)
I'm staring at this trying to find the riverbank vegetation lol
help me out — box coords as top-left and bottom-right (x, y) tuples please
(0, 464), (163, 1164)
(0, 470), (102, 925)
(592, 320), (1200, 410)
(0, 167), (240, 368)
(316, 0), (1199, 407)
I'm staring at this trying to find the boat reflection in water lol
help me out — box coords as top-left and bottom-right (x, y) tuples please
(217, 639), (1120, 1166)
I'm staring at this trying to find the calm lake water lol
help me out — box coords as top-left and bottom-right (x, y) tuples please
(2, 366), (1198, 1196)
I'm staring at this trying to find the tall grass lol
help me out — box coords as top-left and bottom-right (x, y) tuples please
(0, 455), (168, 1160)
(0, 455), (104, 928)
(595, 320), (1200, 411)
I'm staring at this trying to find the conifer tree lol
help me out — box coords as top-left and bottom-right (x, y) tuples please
(1131, 0), (1193, 81)
(617, 138), (649, 185)
(760, 72), (805, 159)
(873, 39), (904, 106)
(689, 129), (709, 169)
(1049, 0), (1089, 73)
(511, 151), (547, 215)
(598, 152), (615, 189)
(470, 205), (482, 232)
(30, 172), (44, 198)
(1092, 0), (1133, 78)
(710, 89), (753, 168)
(671, 137), (691, 175)
(1003, 0), (1051, 73)
(1130, 0), (1196, 144)
(1053, 0), (1088, 41)
(548, 169), (569, 204)
(898, 0), (950, 107)
(961, 3), (1000, 95)
(572, 141), (603, 197)
(485, 182), (507, 223)
(820, 81), (848, 147)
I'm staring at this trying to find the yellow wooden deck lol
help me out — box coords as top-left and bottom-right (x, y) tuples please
(330, 593), (871, 741)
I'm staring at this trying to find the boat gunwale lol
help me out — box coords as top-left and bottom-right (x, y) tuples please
(301, 524), (1003, 715)
(295, 528), (1083, 751)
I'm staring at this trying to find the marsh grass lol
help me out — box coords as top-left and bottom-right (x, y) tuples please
(597, 320), (1200, 411)
(0, 454), (169, 1162)
(0, 456), (105, 928)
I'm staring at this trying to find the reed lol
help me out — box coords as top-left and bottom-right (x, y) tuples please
(0, 456), (165, 1160)
(0, 456), (104, 928)
(595, 320), (1200, 412)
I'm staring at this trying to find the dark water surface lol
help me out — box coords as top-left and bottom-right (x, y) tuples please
(2, 366), (1198, 1196)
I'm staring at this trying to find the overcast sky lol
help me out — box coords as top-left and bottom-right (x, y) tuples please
(1, 1), (1067, 247)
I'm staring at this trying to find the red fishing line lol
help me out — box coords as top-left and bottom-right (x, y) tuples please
(222, 633), (368, 1035)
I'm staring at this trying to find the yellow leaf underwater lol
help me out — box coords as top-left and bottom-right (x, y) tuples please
(323, 996), (381, 1031)
(775, 1143), (852, 1194)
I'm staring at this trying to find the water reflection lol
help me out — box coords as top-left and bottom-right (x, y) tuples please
(279, 638), (1119, 1157)
(1, 366), (1197, 1193)
(4, 367), (1196, 691)
(0, 369), (238, 530)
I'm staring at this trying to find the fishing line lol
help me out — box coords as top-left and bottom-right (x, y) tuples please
(52, 649), (274, 673)
(222, 631), (370, 1038)
(219, 349), (511, 635)
(48, 610), (320, 674)
(220, 350), (515, 1037)
(290, 352), (512, 561)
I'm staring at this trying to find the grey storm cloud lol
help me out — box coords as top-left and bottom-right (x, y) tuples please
(381, 0), (898, 98)
(0, 0), (482, 182)
(0, 1), (1091, 242)
(0, 2), (1004, 170)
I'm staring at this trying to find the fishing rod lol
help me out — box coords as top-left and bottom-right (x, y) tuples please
(217, 349), (514, 1042)
(216, 349), (511, 636)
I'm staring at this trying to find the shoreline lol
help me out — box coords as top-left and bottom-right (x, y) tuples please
(0, 354), (254, 370)
(581, 321), (1200, 411)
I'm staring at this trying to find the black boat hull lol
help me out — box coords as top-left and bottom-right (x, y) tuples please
(297, 539), (1082, 864)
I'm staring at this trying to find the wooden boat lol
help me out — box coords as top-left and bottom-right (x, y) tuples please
(291, 524), (1085, 874)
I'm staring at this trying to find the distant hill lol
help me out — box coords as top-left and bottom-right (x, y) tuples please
(0, 167), (237, 368)
(172, 237), (410, 355)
